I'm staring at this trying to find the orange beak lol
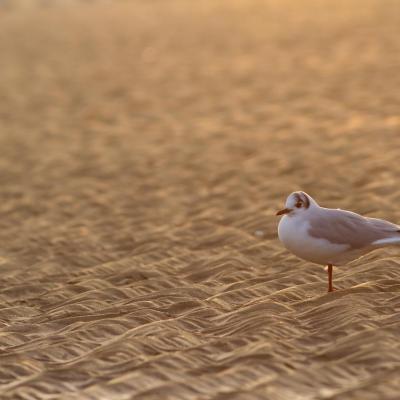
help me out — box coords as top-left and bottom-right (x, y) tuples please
(276, 208), (292, 216)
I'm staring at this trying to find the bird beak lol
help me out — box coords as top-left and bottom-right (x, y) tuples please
(276, 208), (292, 216)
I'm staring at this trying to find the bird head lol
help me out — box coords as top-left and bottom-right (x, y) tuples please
(276, 191), (316, 216)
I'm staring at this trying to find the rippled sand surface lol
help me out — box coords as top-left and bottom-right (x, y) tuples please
(1, 1), (400, 399)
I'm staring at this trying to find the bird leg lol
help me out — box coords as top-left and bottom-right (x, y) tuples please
(327, 264), (335, 292)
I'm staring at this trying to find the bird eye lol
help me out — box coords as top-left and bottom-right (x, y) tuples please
(295, 202), (302, 208)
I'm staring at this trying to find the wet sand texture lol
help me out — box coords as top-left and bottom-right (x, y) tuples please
(1, 1), (400, 399)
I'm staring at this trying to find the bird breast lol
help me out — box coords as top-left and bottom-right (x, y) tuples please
(278, 215), (350, 265)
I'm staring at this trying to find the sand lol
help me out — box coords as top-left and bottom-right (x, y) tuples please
(1, 1), (400, 399)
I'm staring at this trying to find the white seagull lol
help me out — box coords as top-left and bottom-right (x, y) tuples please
(276, 191), (400, 292)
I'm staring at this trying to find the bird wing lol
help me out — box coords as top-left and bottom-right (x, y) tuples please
(308, 208), (400, 249)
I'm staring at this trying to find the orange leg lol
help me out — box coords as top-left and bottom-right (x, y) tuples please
(327, 264), (334, 292)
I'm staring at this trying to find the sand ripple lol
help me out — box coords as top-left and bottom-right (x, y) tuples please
(1, 0), (400, 398)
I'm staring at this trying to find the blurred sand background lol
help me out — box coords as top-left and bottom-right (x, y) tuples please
(1, 1), (400, 399)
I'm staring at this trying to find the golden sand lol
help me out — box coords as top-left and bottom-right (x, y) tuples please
(1, 1), (400, 399)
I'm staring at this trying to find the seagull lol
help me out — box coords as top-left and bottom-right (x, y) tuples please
(276, 191), (400, 292)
